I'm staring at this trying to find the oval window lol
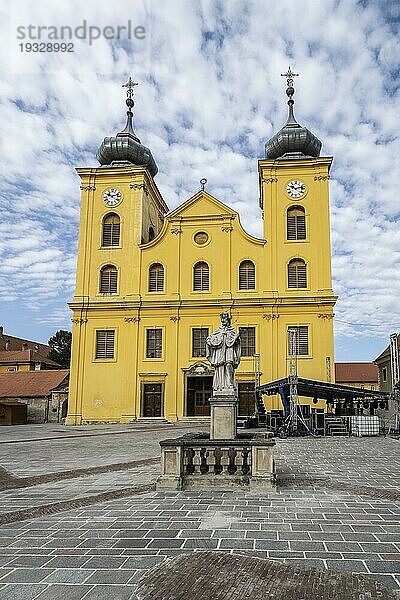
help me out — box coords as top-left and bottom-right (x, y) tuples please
(194, 231), (209, 245)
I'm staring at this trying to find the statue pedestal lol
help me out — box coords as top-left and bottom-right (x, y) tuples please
(209, 394), (237, 440)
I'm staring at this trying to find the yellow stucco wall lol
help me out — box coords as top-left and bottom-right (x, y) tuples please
(67, 158), (336, 424)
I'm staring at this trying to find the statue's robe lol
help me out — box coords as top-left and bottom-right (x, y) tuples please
(205, 326), (241, 392)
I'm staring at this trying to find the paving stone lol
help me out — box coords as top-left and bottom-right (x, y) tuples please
(178, 529), (213, 538)
(42, 568), (94, 583)
(6, 555), (51, 567)
(325, 541), (363, 552)
(0, 568), (54, 583)
(254, 540), (290, 551)
(123, 556), (167, 570)
(0, 583), (47, 599)
(115, 530), (150, 538)
(289, 541), (326, 551)
(85, 569), (135, 584)
(44, 555), (91, 568)
(113, 539), (150, 548)
(83, 556), (128, 569)
(147, 539), (184, 549)
(326, 559), (368, 573)
(33, 584), (92, 599)
(219, 539), (255, 550)
(365, 561), (400, 574)
(83, 585), (136, 600)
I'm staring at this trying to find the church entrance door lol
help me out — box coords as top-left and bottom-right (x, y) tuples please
(186, 376), (212, 416)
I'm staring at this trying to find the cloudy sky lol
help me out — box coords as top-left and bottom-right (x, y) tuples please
(0, 0), (399, 361)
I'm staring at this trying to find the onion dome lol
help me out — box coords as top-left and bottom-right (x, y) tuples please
(97, 77), (158, 177)
(265, 67), (322, 160)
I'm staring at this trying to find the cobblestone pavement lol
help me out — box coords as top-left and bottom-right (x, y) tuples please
(0, 425), (398, 598)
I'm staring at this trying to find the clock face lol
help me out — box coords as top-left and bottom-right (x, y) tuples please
(103, 188), (122, 206)
(286, 180), (306, 199)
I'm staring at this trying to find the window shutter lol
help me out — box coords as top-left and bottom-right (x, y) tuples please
(194, 262), (209, 291)
(287, 207), (306, 240)
(102, 214), (120, 247)
(239, 261), (255, 290)
(96, 330), (115, 359)
(100, 266), (118, 293)
(288, 260), (307, 288)
(149, 264), (164, 292)
(288, 326), (308, 355)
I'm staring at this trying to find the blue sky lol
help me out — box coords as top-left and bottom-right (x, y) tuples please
(0, 0), (399, 362)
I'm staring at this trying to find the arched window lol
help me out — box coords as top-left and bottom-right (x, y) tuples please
(193, 262), (209, 291)
(100, 265), (118, 294)
(288, 259), (307, 288)
(287, 206), (306, 240)
(149, 263), (164, 292)
(102, 213), (120, 247)
(239, 260), (255, 290)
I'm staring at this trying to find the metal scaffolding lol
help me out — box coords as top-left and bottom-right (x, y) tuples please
(288, 329), (298, 433)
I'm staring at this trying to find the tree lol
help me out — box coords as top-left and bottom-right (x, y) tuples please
(48, 330), (72, 368)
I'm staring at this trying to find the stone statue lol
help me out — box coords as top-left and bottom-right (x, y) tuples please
(205, 313), (241, 394)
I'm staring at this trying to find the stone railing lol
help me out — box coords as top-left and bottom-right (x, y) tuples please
(157, 433), (275, 492)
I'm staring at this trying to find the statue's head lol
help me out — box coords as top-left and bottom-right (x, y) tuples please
(220, 312), (231, 325)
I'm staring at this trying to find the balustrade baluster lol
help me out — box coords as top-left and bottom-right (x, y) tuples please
(235, 448), (244, 474)
(193, 448), (202, 474)
(206, 448), (216, 474)
(220, 448), (230, 474)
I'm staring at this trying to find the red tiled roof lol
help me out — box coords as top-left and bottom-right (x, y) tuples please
(335, 362), (378, 383)
(0, 330), (50, 354)
(0, 370), (69, 398)
(0, 350), (61, 367)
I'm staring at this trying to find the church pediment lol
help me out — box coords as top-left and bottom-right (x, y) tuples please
(167, 191), (237, 221)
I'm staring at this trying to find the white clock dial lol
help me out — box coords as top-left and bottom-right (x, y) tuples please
(286, 180), (306, 199)
(103, 188), (122, 206)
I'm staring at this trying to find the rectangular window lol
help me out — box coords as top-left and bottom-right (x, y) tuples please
(192, 328), (209, 357)
(382, 367), (387, 383)
(371, 384), (375, 391)
(146, 328), (162, 359)
(239, 327), (256, 356)
(96, 330), (115, 359)
(288, 326), (309, 356)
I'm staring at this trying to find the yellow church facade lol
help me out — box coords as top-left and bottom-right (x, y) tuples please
(66, 74), (337, 425)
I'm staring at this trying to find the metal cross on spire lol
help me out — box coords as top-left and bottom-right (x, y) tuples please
(281, 66), (299, 88)
(122, 76), (138, 99)
(122, 76), (138, 112)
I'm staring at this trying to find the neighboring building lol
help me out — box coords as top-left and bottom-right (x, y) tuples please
(0, 327), (61, 372)
(67, 73), (337, 425)
(374, 333), (400, 393)
(374, 334), (400, 425)
(0, 350), (63, 373)
(335, 362), (379, 391)
(0, 370), (69, 423)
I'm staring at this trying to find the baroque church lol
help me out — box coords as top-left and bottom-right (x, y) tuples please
(66, 70), (337, 425)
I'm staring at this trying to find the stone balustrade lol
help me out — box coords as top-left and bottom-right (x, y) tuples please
(157, 433), (276, 492)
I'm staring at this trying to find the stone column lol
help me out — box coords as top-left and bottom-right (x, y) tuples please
(209, 393), (238, 440)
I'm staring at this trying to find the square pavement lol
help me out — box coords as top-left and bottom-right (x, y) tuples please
(0, 424), (399, 598)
